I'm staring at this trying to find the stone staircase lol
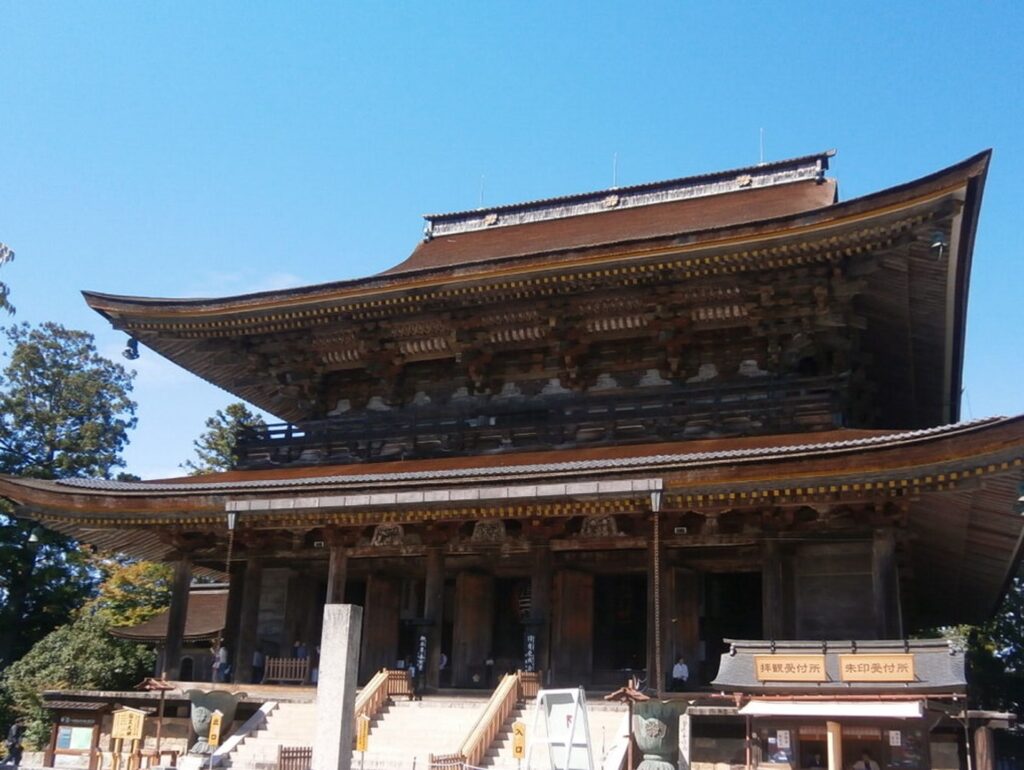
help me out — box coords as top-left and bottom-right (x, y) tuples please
(359, 696), (489, 769)
(481, 700), (628, 770)
(224, 701), (316, 770)
(221, 696), (490, 770)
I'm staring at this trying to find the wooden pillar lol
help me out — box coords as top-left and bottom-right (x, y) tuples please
(233, 555), (263, 684)
(551, 569), (593, 685)
(669, 567), (700, 683)
(762, 539), (784, 640)
(530, 546), (553, 676)
(452, 571), (495, 688)
(360, 572), (402, 682)
(423, 548), (445, 689)
(973, 725), (994, 770)
(872, 528), (901, 638)
(221, 565), (245, 671)
(325, 544), (348, 604)
(826, 721), (842, 770)
(164, 553), (192, 680)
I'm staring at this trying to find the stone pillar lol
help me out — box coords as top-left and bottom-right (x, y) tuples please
(423, 547), (445, 689)
(312, 605), (363, 770)
(530, 546), (553, 677)
(762, 539), (784, 639)
(326, 544), (348, 604)
(872, 528), (901, 638)
(164, 553), (192, 679)
(233, 555), (263, 684)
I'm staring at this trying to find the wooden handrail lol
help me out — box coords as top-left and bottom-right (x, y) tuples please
(352, 668), (411, 737)
(458, 671), (540, 769)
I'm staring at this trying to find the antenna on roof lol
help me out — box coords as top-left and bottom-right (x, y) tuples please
(759, 128), (766, 166)
(612, 153), (618, 189)
(478, 175), (486, 209)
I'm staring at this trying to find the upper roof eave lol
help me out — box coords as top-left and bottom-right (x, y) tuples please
(81, 150), (991, 323)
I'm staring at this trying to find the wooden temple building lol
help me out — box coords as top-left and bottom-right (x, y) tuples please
(2, 149), (1022, 769)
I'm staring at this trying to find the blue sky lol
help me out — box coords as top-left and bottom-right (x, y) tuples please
(1, 2), (1021, 479)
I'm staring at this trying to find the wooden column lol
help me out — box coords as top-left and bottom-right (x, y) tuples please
(668, 567), (700, 683)
(762, 539), (784, 640)
(164, 553), (192, 680)
(423, 547), (445, 689)
(325, 543), (348, 604)
(452, 571), (495, 688)
(974, 725), (994, 770)
(530, 546), (553, 677)
(221, 565), (245, 670)
(551, 569), (593, 685)
(872, 528), (901, 638)
(360, 572), (402, 681)
(233, 555), (263, 684)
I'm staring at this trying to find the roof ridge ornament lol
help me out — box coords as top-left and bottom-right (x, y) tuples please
(423, 151), (835, 238)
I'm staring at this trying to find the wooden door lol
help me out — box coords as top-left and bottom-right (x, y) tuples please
(452, 571), (495, 688)
(551, 569), (593, 685)
(359, 573), (401, 681)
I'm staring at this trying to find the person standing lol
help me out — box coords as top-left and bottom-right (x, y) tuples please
(252, 648), (265, 683)
(5, 719), (25, 768)
(852, 751), (880, 770)
(671, 655), (689, 690)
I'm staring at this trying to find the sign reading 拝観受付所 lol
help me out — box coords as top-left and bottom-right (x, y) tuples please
(838, 654), (915, 682)
(754, 655), (828, 682)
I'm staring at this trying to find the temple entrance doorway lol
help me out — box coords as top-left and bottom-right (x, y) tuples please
(592, 573), (647, 686)
(492, 577), (528, 677)
(702, 572), (762, 683)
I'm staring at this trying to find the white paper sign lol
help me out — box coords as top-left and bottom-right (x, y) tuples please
(777, 730), (791, 749)
(888, 730), (902, 747)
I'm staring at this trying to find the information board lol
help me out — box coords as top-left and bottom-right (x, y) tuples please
(111, 709), (145, 741)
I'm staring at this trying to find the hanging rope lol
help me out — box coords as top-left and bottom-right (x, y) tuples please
(215, 513), (237, 650)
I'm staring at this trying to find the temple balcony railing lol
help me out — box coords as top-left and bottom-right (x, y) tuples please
(234, 373), (848, 469)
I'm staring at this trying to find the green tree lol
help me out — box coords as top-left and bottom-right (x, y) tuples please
(90, 559), (173, 627)
(0, 243), (14, 315)
(0, 322), (137, 667)
(182, 402), (266, 474)
(0, 559), (168, 748)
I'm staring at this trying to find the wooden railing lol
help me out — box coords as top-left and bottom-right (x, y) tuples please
(262, 657), (309, 684)
(353, 668), (412, 736)
(277, 746), (312, 770)
(431, 670), (541, 770)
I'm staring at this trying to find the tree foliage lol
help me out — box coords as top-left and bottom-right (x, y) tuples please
(90, 559), (173, 627)
(0, 322), (137, 666)
(0, 243), (14, 316)
(182, 402), (265, 474)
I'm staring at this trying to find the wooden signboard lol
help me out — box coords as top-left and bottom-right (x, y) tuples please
(208, 710), (223, 749)
(355, 715), (369, 753)
(754, 655), (828, 682)
(838, 654), (915, 682)
(512, 721), (526, 760)
(111, 708), (146, 741)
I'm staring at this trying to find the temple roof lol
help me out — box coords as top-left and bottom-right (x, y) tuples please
(712, 638), (966, 695)
(110, 584), (226, 643)
(1, 415), (1021, 625)
(80, 150), (990, 424)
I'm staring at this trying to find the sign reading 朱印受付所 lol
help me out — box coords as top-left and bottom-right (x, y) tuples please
(838, 654), (915, 682)
(754, 655), (828, 682)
